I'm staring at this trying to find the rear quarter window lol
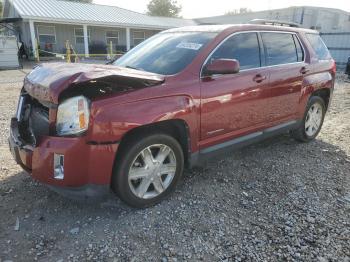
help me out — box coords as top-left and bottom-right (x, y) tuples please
(305, 34), (331, 60)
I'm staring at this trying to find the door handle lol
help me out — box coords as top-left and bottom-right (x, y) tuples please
(253, 74), (267, 83)
(300, 67), (309, 74)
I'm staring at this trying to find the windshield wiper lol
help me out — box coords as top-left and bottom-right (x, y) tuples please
(125, 65), (144, 71)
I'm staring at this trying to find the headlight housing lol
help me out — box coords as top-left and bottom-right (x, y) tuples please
(56, 96), (90, 136)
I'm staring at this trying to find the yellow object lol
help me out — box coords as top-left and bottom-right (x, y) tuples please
(35, 38), (40, 62)
(109, 40), (113, 58)
(70, 44), (79, 63)
(66, 40), (71, 63)
(35, 39), (125, 62)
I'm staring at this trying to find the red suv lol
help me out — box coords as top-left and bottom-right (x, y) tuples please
(9, 24), (336, 207)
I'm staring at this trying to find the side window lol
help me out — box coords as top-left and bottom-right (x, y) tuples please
(261, 33), (298, 66)
(74, 28), (91, 44)
(37, 26), (56, 44)
(133, 31), (146, 46)
(293, 35), (304, 62)
(208, 32), (261, 70)
(106, 30), (119, 48)
(305, 33), (331, 60)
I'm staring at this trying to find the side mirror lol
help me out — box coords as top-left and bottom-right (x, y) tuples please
(204, 59), (240, 76)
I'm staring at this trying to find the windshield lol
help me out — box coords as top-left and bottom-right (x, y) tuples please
(114, 32), (217, 75)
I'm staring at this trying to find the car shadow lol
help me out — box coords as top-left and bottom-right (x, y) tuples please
(1, 132), (349, 262)
(0, 133), (349, 219)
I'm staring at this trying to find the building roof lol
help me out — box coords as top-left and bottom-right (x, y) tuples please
(194, 6), (350, 25)
(8, 0), (196, 29)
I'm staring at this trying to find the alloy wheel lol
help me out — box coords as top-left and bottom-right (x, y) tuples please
(128, 144), (177, 199)
(305, 102), (323, 137)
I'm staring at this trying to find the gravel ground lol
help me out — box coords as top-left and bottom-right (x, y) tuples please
(0, 69), (349, 262)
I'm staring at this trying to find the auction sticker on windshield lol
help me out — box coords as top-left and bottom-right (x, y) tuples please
(176, 42), (203, 50)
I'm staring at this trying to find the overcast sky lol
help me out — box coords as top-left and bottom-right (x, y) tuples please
(94, 0), (350, 18)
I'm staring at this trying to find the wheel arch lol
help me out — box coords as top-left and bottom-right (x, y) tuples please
(115, 119), (193, 169)
(300, 70), (334, 116)
(311, 88), (331, 110)
(298, 85), (333, 118)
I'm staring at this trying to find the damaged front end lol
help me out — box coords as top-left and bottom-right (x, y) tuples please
(8, 62), (166, 198)
(12, 91), (50, 150)
(9, 62), (165, 173)
(24, 63), (165, 103)
(9, 90), (51, 173)
(11, 63), (165, 147)
(58, 74), (162, 101)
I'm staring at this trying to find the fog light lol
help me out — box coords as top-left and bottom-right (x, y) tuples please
(54, 154), (64, 180)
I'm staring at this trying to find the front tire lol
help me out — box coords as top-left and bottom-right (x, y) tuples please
(112, 133), (184, 208)
(291, 96), (326, 142)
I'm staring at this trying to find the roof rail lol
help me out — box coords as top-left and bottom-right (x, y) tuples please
(249, 19), (300, 28)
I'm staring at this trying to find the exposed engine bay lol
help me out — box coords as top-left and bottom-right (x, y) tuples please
(16, 92), (50, 147)
(58, 75), (161, 101)
(24, 63), (165, 103)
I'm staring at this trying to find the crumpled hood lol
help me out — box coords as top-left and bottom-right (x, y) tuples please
(24, 63), (165, 103)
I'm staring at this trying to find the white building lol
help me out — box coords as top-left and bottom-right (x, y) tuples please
(1, 0), (195, 59)
(195, 6), (350, 33)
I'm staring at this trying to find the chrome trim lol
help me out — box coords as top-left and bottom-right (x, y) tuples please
(293, 33), (306, 63)
(207, 129), (225, 135)
(200, 30), (307, 78)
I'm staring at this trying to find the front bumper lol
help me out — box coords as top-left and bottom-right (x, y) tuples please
(9, 118), (118, 200)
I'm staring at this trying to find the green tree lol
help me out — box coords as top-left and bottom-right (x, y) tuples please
(147, 0), (181, 17)
(0, 1), (3, 18)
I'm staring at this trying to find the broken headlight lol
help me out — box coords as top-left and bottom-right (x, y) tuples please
(56, 96), (90, 136)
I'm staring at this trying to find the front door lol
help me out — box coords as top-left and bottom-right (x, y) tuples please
(200, 32), (271, 147)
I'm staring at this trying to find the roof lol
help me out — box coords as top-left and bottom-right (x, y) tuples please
(8, 0), (196, 29)
(164, 24), (234, 33)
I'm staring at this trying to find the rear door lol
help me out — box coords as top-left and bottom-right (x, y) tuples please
(260, 32), (306, 123)
(200, 32), (271, 144)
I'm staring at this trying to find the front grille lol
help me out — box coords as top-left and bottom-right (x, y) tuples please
(17, 93), (50, 146)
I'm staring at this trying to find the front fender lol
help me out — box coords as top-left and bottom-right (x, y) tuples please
(87, 95), (199, 151)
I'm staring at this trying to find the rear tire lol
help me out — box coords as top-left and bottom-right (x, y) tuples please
(291, 96), (326, 142)
(112, 133), (184, 208)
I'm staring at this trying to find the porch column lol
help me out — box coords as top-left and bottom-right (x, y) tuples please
(29, 20), (37, 59)
(83, 25), (89, 57)
(126, 27), (131, 51)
